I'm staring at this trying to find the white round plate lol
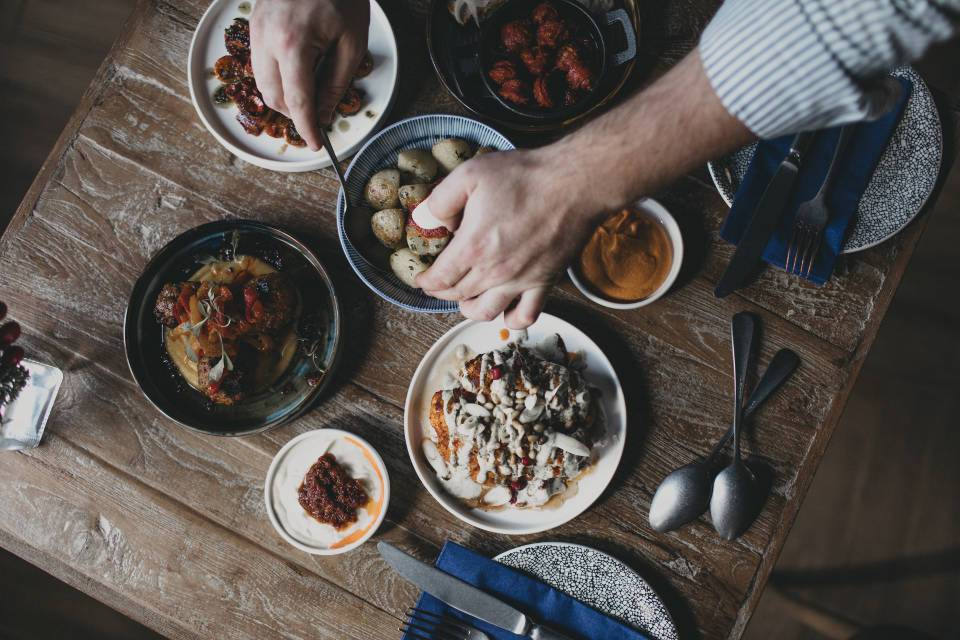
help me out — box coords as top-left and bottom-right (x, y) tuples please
(187, 0), (399, 172)
(707, 66), (942, 253)
(403, 314), (627, 535)
(336, 114), (514, 313)
(264, 429), (390, 555)
(495, 542), (678, 640)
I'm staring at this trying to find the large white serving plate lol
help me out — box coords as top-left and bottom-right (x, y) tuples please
(404, 314), (627, 535)
(187, 0), (399, 171)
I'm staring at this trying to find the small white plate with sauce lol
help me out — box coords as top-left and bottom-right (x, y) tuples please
(265, 429), (390, 555)
(187, 0), (399, 171)
(403, 314), (627, 535)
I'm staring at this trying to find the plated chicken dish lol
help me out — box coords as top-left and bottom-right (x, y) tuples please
(486, 1), (598, 110)
(212, 17), (373, 146)
(421, 335), (602, 509)
(154, 254), (299, 406)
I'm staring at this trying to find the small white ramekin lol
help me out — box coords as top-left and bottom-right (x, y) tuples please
(264, 429), (390, 555)
(567, 197), (684, 310)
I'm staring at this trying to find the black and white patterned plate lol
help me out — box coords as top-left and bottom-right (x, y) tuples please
(336, 115), (514, 312)
(494, 542), (678, 640)
(707, 66), (942, 253)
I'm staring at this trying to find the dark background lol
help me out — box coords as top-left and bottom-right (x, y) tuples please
(1, 0), (957, 638)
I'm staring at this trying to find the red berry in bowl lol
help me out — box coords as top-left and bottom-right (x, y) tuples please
(0, 321), (20, 346)
(521, 456), (532, 466)
(510, 477), (527, 491)
(2, 345), (24, 368)
(490, 365), (503, 380)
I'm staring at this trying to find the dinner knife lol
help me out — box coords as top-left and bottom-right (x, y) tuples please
(714, 131), (817, 298)
(378, 542), (575, 640)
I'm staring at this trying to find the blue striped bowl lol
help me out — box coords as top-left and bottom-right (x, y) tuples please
(336, 115), (515, 313)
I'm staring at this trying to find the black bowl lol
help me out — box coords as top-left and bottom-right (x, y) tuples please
(124, 220), (342, 436)
(479, 0), (637, 122)
(426, 0), (641, 133)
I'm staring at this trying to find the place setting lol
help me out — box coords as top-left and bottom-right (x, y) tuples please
(4, 0), (956, 637)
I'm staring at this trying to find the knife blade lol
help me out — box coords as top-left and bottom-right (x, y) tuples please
(715, 131), (817, 298)
(379, 541), (531, 635)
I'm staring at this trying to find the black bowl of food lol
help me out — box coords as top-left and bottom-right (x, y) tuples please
(479, 0), (636, 121)
(124, 220), (342, 436)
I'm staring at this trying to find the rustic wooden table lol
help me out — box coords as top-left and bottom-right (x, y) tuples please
(1, 1), (956, 638)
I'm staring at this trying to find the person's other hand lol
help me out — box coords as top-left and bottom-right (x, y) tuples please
(415, 149), (605, 329)
(251, 0), (369, 150)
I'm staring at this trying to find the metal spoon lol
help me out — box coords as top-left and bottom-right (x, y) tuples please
(319, 128), (391, 272)
(710, 312), (763, 540)
(648, 348), (799, 532)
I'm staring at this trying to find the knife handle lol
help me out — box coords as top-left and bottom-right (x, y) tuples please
(530, 624), (577, 640)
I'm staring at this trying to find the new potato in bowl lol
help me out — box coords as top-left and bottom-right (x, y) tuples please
(364, 137), (489, 285)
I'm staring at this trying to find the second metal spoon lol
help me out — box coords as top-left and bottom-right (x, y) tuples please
(711, 312), (763, 540)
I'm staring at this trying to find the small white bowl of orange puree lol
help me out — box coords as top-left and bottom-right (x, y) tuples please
(568, 198), (683, 310)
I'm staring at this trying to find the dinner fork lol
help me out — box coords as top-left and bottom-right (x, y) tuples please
(784, 125), (854, 277)
(399, 607), (491, 640)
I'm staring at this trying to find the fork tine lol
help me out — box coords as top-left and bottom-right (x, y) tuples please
(407, 608), (471, 632)
(400, 619), (463, 640)
(784, 224), (799, 273)
(799, 227), (821, 278)
(787, 224), (805, 274)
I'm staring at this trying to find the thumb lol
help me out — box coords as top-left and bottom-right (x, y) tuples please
(416, 167), (473, 232)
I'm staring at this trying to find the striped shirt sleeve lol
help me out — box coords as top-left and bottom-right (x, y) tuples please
(699, 0), (960, 138)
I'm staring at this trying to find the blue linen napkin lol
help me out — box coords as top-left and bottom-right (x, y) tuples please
(719, 77), (912, 285)
(403, 542), (650, 640)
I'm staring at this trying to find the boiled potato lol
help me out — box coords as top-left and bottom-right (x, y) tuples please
(432, 138), (472, 173)
(407, 221), (451, 257)
(398, 184), (432, 212)
(364, 169), (401, 209)
(370, 208), (406, 249)
(474, 146), (495, 157)
(398, 149), (438, 183)
(390, 248), (431, 288)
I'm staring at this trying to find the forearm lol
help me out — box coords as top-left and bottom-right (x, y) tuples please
(539, 49), (754, 220)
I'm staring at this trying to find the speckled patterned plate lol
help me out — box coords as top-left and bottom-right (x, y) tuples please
(336, 114), (514, 313)
(495, 542), (678, 640)
(707, 66), (942, 253)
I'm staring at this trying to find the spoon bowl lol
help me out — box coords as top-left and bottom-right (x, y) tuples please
(649, 462), (712, 532)
(710, 459), (761, 540)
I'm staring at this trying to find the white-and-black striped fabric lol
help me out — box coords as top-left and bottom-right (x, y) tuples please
(699, 0), (960, 138)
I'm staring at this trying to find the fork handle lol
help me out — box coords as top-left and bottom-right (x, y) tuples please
(815, 125), (854, 200)
(530, 624), (577, 640)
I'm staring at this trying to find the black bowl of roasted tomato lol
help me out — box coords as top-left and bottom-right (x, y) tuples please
(479, 0), (637, 121)
(124, 220), (342, 436)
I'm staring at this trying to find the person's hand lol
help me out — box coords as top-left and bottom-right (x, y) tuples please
(415, 148), (605, 329)
(250, 0), (369, 150)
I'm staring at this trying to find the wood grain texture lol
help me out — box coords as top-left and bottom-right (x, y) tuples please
(0, 0), (955, 639)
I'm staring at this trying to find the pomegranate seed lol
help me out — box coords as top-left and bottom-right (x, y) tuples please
(521, 456), (532, 466)
(509, 490), (517, 504)
(0, 301), (6, 321)
(0, 321), (20, 346)
(490, 365), (503, 380)
(510, 478), (527, 491)
(2, 346), (24, 368)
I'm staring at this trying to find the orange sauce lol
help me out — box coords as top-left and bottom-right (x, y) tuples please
(330, 437), (385, 549)
(499, 328), (510, 341)
(576, 208), (673, 303)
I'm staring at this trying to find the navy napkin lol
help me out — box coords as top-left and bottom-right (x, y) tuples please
(719, 77), (911, 285)
(403, 542), (650, 640)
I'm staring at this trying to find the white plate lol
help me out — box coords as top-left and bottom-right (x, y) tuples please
(187, 0), (399, 171)
(495, 542), (678, 640)
(403, 314), (627, 535)
(264, 429), (390, 555)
